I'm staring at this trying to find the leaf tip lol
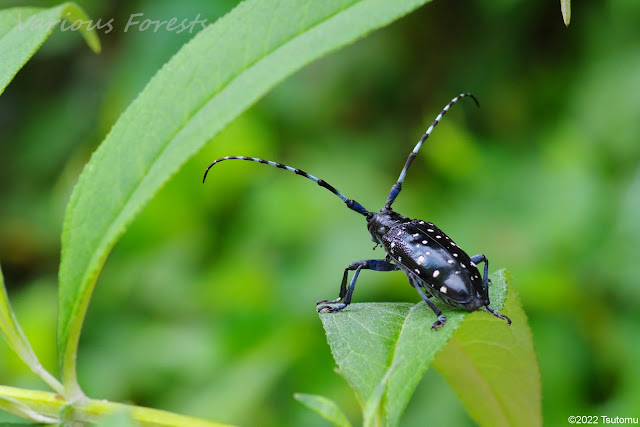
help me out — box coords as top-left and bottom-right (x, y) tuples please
(561, 0), (571, 27)
(61, 3), (102, 54)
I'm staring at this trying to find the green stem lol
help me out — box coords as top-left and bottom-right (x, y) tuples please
(1, 265), (64, 395)
(0, 385), (232, 426)
(31, 364), (65, 397)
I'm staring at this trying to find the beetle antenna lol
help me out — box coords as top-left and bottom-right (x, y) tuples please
(204, 156), (370, 216)
(384, 93), (479, 209)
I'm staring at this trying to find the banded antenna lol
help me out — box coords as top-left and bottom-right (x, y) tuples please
(203, 156), (370, 216)
(384, 93), (479, 209)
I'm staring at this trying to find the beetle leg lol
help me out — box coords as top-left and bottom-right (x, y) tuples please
(316, 265), (363, 313)
(471, 254), (490, 292)
(413, 284), (447, 329)
(317, 259), (398, 312)
(470, 254), (511, 325)
(486, 305), (512, 326)
(316, 268), (351, 306)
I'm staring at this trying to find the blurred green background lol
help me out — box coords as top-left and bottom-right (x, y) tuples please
(1, 0), (639, 425)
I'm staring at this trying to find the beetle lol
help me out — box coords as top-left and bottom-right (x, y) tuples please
(203, 93), (511, 329)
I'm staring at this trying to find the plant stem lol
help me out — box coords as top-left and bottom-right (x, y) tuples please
(30, 363), (65, 396)
(1, 265), (65, 396)
(0, 385), (232, 426)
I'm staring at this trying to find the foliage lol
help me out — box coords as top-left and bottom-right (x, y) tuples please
(433, 272), (540, 427)
(56, 0), (436, 398)
(0, 2), (100, 95)
(317, 270), (539, 426)
(0, 0), (541, 425)
(561, 0), (571, 26)
(1, 0), (639, 426)
(294, 393), (352, 427)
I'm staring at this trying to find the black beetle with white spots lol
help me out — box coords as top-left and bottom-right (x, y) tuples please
(203, 94), (511, 329)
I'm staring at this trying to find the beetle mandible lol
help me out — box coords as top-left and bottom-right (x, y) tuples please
(203, 93), (511, 329)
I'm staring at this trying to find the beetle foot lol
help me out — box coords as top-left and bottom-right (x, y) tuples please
(486, 305), (512, 326)
(431, 315), (447, 330)
(316, 297), (342, 305)
(317, 303), (347, 313)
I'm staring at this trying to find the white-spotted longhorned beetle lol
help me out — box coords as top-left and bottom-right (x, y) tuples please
(203, 94), (511, 329)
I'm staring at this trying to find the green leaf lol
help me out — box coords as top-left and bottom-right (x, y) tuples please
(433, 272), (541, 427)
(362, 368), (393, 427)
(294, 393), (352, 427)
(560, 0), (571, 26)
(320, 270), (510, 426)
(0, 394), (58, 424)
(0, 2), (100, 95)
(57, 0), (433, 396)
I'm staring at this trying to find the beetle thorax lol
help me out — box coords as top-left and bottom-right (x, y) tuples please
(367, 210), (409, 244)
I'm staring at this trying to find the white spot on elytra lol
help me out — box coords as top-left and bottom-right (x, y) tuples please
(425, 251), (431, 255)
(417, 256), (425, 264)
(414, 268), (420, 274)
(391, 242), (395, 248)
(419, 221), (425, 224)
(397, 231), (402, 236)
(440, 285), (447, 293)
(450, 242), (456, 247)
(422, 240), (428, 244)
(470, 261), (476, 267)
(433, 270), (440, 278)
(398, 256), (402, 262)
(453, 253), (459, 257)
(436, 235), (442, 239)
(413, 233), (419, 237)
(461, 263), (466, 269)
(447, 259), (454, 264)
(427, 228), (434, 232)
(455, 271), (461, 275)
